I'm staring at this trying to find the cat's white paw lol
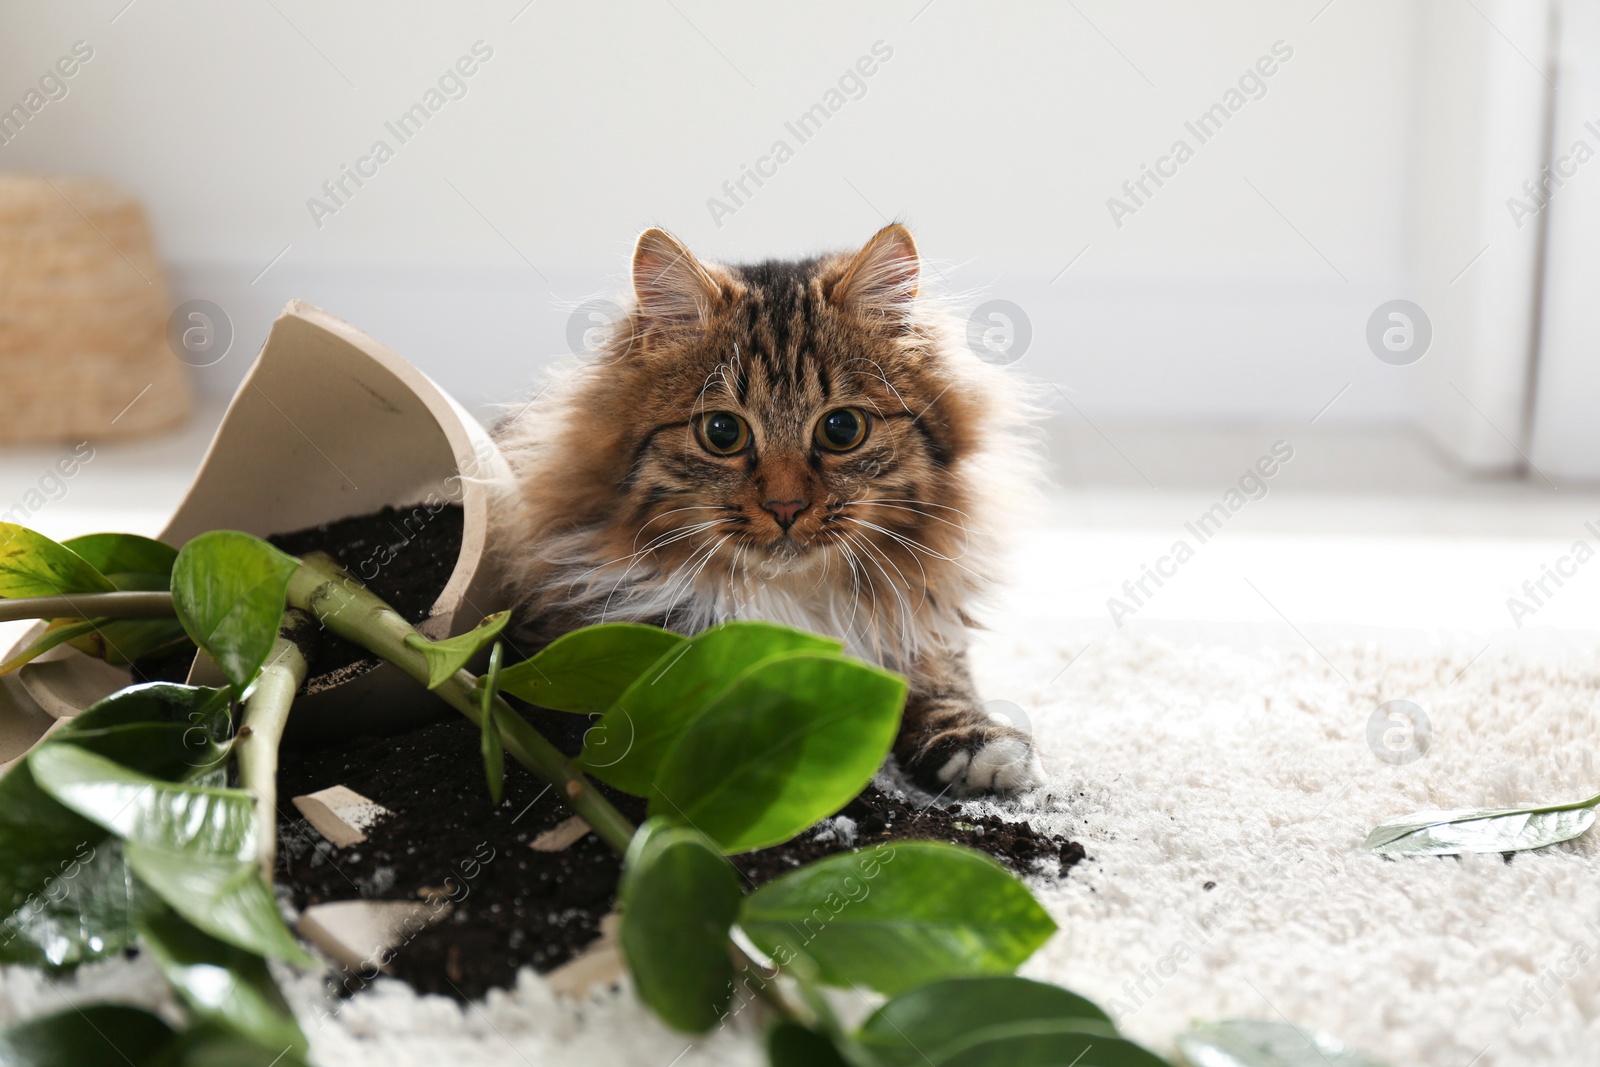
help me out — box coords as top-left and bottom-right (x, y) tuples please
(937, 735), (1044, 794)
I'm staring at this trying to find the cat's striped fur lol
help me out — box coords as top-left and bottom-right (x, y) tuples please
(490, 224), (1043, 794)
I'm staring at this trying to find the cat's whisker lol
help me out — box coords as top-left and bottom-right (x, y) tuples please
(637, 505), (732, 534)
(840, 528), (918, 650)
(639, 517), (729, 551)
(805, 533), (846, 600)
(838, 497), (975, 526)
(863, 538), (920, 650)
(844, 502), (972, 557)
(847, 516), (964, 561)
(590, 518), (731, 617)
(823, 532), (867, 647)
(662, 532), (735, 627)
(599, 519), (722, 567)
(629, 512), (736, 557)
(725, 537), (750, 605)
(729, 540), (753, 610)
(870, 497), (974, 517)
(591, 519), (725, 578)
(857, 508), (966, 559)
(843, 516), (989, 581)
(836, 533), (884, 649)
(833, 499), (972, 544)
(659, 530), (728, 603)
(848, 522), (930, 621)
(695, 533), (736, 588)
(841, 356), (914, 416)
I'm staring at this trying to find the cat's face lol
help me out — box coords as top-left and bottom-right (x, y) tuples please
(504, 224), (992, 642)
(592, 226), (981, 587)
(627, 266), (970, 569)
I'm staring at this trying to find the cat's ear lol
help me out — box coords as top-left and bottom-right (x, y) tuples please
(632, 228), (722, 329)
(828, 223), (919, 316)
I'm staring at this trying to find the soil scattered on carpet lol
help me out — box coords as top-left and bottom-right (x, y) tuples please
(276, 712), (1084, 1001)
(259, 504), (1083, 1000)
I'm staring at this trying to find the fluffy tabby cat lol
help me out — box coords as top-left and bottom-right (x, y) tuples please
(491, 224), (1043, 794)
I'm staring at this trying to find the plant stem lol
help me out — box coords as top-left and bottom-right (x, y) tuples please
(283, 553), (636, 854)
(237, 612), (313, 877)
(738, 945), (809, 1023)
(284, 553), (803, 1023)
(0, 591), (175, 624)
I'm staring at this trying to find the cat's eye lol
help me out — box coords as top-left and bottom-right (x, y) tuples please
(696, 411), (750, 455)
(815, 407), (869, 452)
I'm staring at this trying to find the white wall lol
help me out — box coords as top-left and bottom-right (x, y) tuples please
(0, 1), (1448, 423)
(1531, 0), (1600, 483)
(1408, 0), (1553, 476)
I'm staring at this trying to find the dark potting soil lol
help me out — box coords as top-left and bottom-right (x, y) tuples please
(266, 504), (464, 687)
(124, 505), (463, 686)
(275, 711), (1085, 1002)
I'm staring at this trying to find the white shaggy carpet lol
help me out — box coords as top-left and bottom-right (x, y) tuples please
(6, 620), (1600, 1066)
(978, 623), (1600, 1067)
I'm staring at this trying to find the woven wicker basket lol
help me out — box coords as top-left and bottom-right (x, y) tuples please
(0, 174), (189, 442)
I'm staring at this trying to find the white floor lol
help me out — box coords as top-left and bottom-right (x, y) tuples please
(1020, 420), (1600, 650)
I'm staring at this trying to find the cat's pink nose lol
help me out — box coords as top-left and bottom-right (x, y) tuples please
(761, 499), (808, 530)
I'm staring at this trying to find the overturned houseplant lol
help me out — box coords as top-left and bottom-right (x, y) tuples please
(0, 304), (1170, 1066)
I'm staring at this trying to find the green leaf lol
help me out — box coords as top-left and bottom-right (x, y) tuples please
(0, 685), (231, 967)
(124, 841), (314, 966)
(54, 683), (234, 778)
(0, 771), (141, 968)
(769, 1022), (855, 1067)
(0, 522), (116, 597)
(54, 723), (227, 781)
(480, 641), (505, 804)
(0, 529), (188, 670)
(404, 610), (510, 689)
(67, 617), (193, 667)
(149, 1025), (312, 1067)
(1362, 802), (1598, 856)
(647, 652), (904, 852)
(62, 533), (178, 589)
(580, 623), (844, 796)
(741, 842), (1056, 995)
(57, 681), (232, 739)
(858, 977), (1114, 1066)
(0, 618), (105, 676)
(618, 818), (743, 1033)
(170, 531), (298, 693)
(138, 906), (308, 1056)
(27, 747), (297, 965)
(29, 745), (256, 861)
(939, 1025), (1170, 1067)
(1175, 1020), (1388, 1067)
(0, 1004), (176, 1066)
(497, 621), (687, 715)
